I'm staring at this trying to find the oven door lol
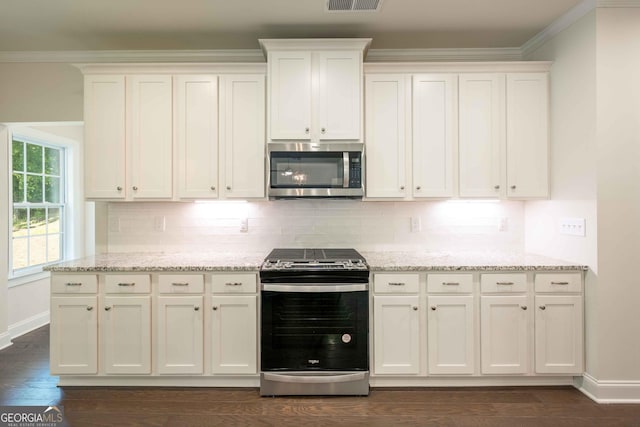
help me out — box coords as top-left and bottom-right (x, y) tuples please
(261, 283), (369, 372)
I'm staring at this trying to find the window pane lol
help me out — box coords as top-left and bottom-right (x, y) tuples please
(13, 173), (24, 203)
(45, 147), (61, 175)
(12, 140), (24, 172)
(45, 176), (61, 203)
(30, 208), (46, 235)
(26, 175), (43, 202)
(30, 235), (47, 266)
(12, 238), (29, 270)
(13, 208), (28, 234)
(48, 208), (61, 233)
(47, 234), (61, 263)
(26, 143), (43, 173)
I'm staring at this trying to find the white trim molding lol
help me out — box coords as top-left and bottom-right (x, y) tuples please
(0, 331), (11, 351)
(75, 62), (267, 75)
(579, 373), (640, 403)
(597, 0), (640, 6)
(366, 48), (522, 62)
(8, 311), (50, 340)
(364, 61), (552, 74)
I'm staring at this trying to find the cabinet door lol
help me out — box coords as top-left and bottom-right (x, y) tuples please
(535, 295), (583, 374)
(365, 74), (409, 198)
(84, 75), (126, 199)
(220, 74), (266, 199)
(413, 74), (457, 198)
(156, 296), (204, 374)
(427, 295), (475, 375)
(102, 296), (151, 374)
(506, 73), (549, 198)
(128, 75), (173, 199)
(50, 296), (98, 374)
(211, 295), (257, 374)
(268, 51), (312, 140)
(175, 75), (219, 199)
(480, 295), (529, 374)
(317, 51), (361, 140)
(458, 74), (505, 198)
(373, 295), (420, 374)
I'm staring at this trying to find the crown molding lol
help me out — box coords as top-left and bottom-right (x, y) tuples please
(74, 62), (267, 75)
(521, 0), (596, 58)
(597, 0), (640, 6)
(0, 49), (266, 63)
(366, 47), (522, 62)
(364, 61), (552, 74)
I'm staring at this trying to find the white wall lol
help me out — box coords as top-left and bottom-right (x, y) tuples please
(593, 7), (640, 382)
(106, 200), (525, 254)
(0, 125), (10, 349)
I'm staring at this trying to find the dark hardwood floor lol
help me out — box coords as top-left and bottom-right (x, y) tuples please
(1, 326), (640, 427)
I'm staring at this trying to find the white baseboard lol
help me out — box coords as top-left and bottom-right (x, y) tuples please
(0, 331), (12, 350)
(578, 373), (640, 403)
(8, 311), (50, 340)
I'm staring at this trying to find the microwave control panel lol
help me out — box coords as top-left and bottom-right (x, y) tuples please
(349, 153), (362, 188)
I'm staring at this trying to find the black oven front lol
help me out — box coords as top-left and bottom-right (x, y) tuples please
(260, 276), (369, 396)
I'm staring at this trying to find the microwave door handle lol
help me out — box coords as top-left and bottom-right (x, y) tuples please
(343, 152), (350, 188)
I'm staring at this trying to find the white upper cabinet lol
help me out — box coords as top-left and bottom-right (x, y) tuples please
(128, 75), (173, 199)
(506, 73), (549, 198)
(458, 73), (505, 198)
(365, 74), (409, 198)
(261, 39), (370, 143)
(84, 75), (127, 199)
(175, 75), (219, 199)
(412, 74), (457, 198)
(219, 74), (266, 199)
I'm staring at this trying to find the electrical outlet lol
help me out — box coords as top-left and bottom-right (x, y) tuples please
(410, 217), (421, 232)
(153, 216), (166, 232)
(559, 218), (586, 236)
(240, 217), (249, 233)
(108, 217), (120, 233)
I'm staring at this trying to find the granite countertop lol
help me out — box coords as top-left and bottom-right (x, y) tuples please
(44, 252), (265, 272)
(45, 250), (588, 273)
(361, 251), (588, 272)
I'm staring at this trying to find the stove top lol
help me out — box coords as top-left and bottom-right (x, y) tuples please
(261, 248), (368, 272)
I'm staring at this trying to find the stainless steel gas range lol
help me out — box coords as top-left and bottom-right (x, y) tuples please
(259, 248), (370, 396)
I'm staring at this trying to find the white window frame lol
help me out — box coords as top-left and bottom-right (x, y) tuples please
(7, 124), (82, 284)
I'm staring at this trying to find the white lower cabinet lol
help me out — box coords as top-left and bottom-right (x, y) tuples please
(50, 296), (98, 375)
(373, 295), (420, 374)
(480, 295), (530, 374)
(102, 296), (151, 374)
(427, 295), (475, 375)
(211, 295), (257, 374)
(156, 295), (204, 374)
(535, 295), (583, 374)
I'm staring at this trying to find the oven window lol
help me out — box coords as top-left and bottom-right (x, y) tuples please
(261, 290), (369, 371)
(270, 152), (344, 188)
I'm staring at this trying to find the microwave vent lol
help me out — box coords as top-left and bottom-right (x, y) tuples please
(326, 0), (383, 12)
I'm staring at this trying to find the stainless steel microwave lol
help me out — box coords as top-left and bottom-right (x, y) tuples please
(268, 143), (364, 199)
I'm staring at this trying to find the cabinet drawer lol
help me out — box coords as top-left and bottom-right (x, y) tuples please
(374, 273), (419, 294)
(427, 274), (473, 294)
(104, 274), (151, 294)
(51, 274), (98, 294)
(535, 273), (582, 293)
(481, 273), (527, 293)
(158, 274), (204, 294)
(212, 273), (257, 294)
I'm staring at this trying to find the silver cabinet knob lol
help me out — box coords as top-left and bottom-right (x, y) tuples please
(210, 186), (216, 191)
(226, 186), (231, 191)
(86, 306), (93, 311)
(117, 186), (123, 191)
(194, 306), (200, 311)
(494, 185), (500, 190)
(105, 306), (112, 311)
(521, 306), (527, 310)
(539, 306), (546, 310)
(321, 128), (326, 134)
(212, 306), (218, 311)
(305, 127), (310, 134)
(412, 306), (418, 311)
(132, 186), (138, 191)
(430, 306), (436, 311)
(510, 185), (516, 190)
(400, 186), (405, 190)
(416, 186), (421, 190)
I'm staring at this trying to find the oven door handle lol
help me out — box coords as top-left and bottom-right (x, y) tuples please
(263, 372), (367, 384)
(261, 284), (368, 292)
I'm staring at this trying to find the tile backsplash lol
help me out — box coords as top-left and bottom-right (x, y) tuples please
(106, 200), (524, 254)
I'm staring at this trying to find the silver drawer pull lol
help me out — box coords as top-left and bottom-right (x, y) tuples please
(118, 283), (135, 287)
(225, 282), (243, 286)
(388, 282), (405, 286)
(172, 282), (189, 287)
(496, 282), (514, 285)
(86, 306), (93, 311)
(551, 281), (569, 285)
(66, 282), (82, 287)
(442, 282), (460, 286)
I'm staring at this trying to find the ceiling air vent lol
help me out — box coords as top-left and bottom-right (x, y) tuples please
(326, 0), (383, 12)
